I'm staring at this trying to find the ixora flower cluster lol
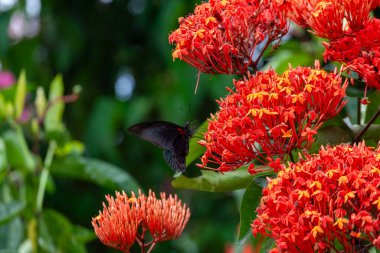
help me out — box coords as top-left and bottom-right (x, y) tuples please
(167, 0), (380, 252)
(199, 62), (347, 173)
(283, 0), (380, 89)
(169, 0), (288, 74)
(92, 190), (190, 253)
(252, 142), (380, 252)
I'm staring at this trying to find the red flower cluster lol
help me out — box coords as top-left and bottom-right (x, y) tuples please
(252, 142), (380, 252)
(283, 0), (378, 40)
(324, 18), (380, 89)
(199, 62), (347, 173)
(169, 0), (288, 74)
(92, 190), (190, 253)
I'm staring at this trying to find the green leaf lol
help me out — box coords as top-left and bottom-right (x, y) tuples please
(0, 137), (7, 181)
(0, 202), (25, 225)
(44, 75), (65, 133)
(172, 166), (254, 192)
(0, 94), (6, 119)
(2, 129), (35, 171)
(14, 71), (27, 119)
(250, 233), (275, 252)
(50, 156), (141, 192)
(311, 125), (353, 154)
(35, 87), (47, 119)
(38, 209), (87, 253)
(0, 217), (24, 250)
(365, 90), (380, 124)
(186, 120), (207, 166)
(55, 140), (84, 157)
(71, 226), (96, 244)
(239, 180), (262, 240)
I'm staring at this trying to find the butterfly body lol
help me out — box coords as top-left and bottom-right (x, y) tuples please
(127, 121), (192, 173)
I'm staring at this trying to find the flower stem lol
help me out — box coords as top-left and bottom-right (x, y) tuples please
(36, 141), (56, 213)
(146, 242), (157, 253)
(352, 106), (380, 144)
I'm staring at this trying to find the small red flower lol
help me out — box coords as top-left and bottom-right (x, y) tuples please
(252, 142), (380, 252)
(324, 18), (380, 89)
(92, 190), (190, 253)
(199, 62), (347, 173)
(169, 0), (288, 74)
(283, 0), (378, 40)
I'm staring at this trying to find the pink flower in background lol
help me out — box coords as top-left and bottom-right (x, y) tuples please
(0, 71), (16, 88)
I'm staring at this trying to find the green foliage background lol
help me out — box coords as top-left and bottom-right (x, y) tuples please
(1, 1), (378, 252)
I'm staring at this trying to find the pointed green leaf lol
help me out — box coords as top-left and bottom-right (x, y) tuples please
(14, 71), (26, 119)
(239, 180), (262, 240)
(44, 75), (65, 133)
(0, 217), (24, 250)
(172, 166), (254, 192)
(186, 120), (207, 166)
(0, 202), (25, 225)
(50, 156), (141, 192)
(2, 129), (35, 171)
(38, 209), (87, 253)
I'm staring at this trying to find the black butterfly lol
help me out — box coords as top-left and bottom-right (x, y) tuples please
(127, 121), (192, 173)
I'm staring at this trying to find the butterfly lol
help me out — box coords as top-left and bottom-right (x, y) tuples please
(127, 121), (192, 173)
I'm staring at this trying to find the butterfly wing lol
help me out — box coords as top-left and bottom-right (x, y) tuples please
(128, 121), (192, 172)
(163, 130), (190, 172)
(128, 121), (184, 150)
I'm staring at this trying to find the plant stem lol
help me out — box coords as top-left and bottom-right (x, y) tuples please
(36, 141), (56, 213)
(352, 107), (380, 144)
(146, 242), (157, 253)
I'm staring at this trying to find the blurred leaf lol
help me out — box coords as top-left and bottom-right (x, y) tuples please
(0, 138), (7, 181)
(50, 156), (141, 192)
(38, 209), (87, 253)
(361, 125), (380, 143)
(365, 90), (380, 124)
(2, 129), (35, 171)
(310, 123), (353, 154)
(186, 120), (207, 166)
(0, 94), (6, 119)
(250, 233), (275, 252)
(172, 167), (253, 192)
(14, 71), (27, 119)
(44, 75), (65, 133)
(35, 87), (47, 119)
(239, 180), (262, 241)
(0, 217), (24, 250)
(72, 226), (96, 244)
(55, 140), (84, 157)
(0, 202), (25, 225)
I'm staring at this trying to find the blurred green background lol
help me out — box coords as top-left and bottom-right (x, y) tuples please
(0, 1), (240, 252)
(3, 1), (377, 252)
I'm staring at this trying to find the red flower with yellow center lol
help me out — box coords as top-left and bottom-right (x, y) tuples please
(92, 190), (190, 253)
(252, 142), (380, 252)
(199, 61), (347, 173)
(324, 18), (380, 89)
(169, 0), (288, 74)
(283, 0), (378, 40)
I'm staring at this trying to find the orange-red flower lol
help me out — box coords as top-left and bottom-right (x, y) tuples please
(199, 62), (347, 173)
(169, 0), (288, 74)
(324, 18), (380, 89)
(252, 142), (380, 252)
(92, 190), (190, 253)
(283, 0), (378, 40)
